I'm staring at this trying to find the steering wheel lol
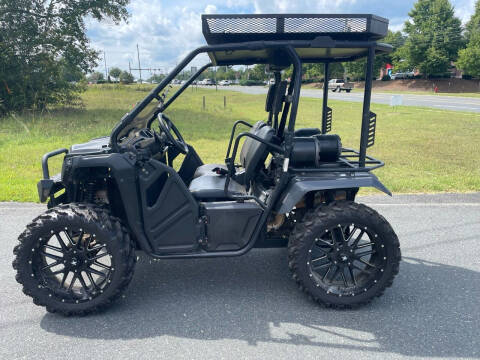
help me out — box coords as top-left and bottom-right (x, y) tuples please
(157, 113), (189, 154)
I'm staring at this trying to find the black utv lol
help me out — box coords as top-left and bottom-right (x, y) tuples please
(13, 14), (401, 315)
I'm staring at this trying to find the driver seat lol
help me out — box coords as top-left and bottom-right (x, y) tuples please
(189, 124), (275, 200)
(192, 120), (267, 178)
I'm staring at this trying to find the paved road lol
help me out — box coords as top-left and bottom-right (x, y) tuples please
(222, 85), (480, 113)
(1, 193), (479, 359)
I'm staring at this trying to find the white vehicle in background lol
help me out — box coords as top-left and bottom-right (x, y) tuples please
(327, 79), (353, 93)
(200, 78), (215, 85)
(391, 71), (415, 80)
(218, 80), (231, 86)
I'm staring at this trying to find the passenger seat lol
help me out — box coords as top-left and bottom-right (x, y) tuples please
(192, 121), (266, 178)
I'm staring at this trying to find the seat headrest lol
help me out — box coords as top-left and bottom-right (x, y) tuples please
(241, 125), (274, 189)
(240, 121), (266, 166)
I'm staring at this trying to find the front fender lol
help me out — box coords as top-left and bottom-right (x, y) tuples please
(275, 172), (391, 214)
(67, 152), (153, 253)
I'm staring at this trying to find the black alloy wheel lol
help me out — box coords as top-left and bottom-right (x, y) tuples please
(13, 204), (136, 315)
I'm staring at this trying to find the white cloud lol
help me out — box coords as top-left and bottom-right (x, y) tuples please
(204, 4), (217, 14)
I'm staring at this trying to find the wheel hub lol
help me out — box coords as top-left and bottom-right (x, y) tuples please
(63, 248), (90, 271)
(339, 253), (349, 262)
(329, 245), (353, 264)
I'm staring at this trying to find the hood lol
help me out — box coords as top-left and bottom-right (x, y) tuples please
(69, 136), (110, 155)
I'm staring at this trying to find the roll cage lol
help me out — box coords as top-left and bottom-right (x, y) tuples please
(110, 14), (392, 170)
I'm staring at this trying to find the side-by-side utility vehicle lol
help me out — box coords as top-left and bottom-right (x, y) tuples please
(14, 14), (401, 315)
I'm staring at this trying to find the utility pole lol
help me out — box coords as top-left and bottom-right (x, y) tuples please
(136, 44), (142, 83)
(128, 60), (132, 75)
(103, 50), (108, 80)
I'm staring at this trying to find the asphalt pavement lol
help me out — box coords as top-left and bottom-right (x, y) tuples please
(221, 85), (480, 113)
(1, 193), (479, 359)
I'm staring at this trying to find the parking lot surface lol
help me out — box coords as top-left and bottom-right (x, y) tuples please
(1, 193), (479, 359)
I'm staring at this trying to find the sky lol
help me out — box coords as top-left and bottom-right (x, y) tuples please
(86, 0), (476, 77)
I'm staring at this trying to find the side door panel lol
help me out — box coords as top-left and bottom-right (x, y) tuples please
(138, 159), (200, 254)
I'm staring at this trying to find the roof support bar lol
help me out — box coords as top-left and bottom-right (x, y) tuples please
(321, 62), (330, 133)
(359, 45), (375, 167)
(272, 71), (282, 130)
(285, 46), (302, 133)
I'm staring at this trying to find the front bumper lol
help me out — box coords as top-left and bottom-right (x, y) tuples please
(38, 148), (68, 203)
(37, 174), (63, 202)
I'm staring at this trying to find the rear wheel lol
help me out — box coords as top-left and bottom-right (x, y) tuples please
(13, 204), (136, 316)
(288, 201), (400, 308)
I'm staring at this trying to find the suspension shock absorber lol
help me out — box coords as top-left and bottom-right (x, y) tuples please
(84, 182), (97, 203)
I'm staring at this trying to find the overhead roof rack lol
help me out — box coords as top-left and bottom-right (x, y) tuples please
(202, 14), (389, 45)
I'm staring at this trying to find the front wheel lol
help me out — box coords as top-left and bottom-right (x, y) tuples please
(13, 204), (136, 316)
(288, 201), (400, 308)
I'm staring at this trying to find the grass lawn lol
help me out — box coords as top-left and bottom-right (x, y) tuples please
(1, 84), (479, 202)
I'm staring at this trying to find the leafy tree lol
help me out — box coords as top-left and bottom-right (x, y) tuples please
(457, 1), (480, 77)
(344, 57), (385, 81)
(109, 67), (122, 80)
(60, 59), (85, 83)
(88, 72), (105, 83)
(465, 0), (480, 42)
(399, 0), (464, 78)
(148, 74), (166, 83)
(0, 0), (129, 114)
(456, 41), (480, 77)
(283, 63), (344, 81)
(248, 64), (269, 81)
(119, 71), (134, 84)
(303, 64), (324, 80)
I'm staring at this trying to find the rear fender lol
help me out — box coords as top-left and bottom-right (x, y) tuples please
(274, 172), (391, 214)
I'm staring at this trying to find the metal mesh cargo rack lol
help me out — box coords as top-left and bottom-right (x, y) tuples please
(290, 148), (384, 173)
(202, 14), (389, 44)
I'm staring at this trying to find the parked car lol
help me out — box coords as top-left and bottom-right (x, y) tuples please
(218, 80), (231, 86)
(327, 79), (353, 92)
(391, 71), (414, 80)
(201, 78), (215, 85)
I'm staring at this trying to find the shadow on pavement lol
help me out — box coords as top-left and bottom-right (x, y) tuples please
(40, 250), (479, 358)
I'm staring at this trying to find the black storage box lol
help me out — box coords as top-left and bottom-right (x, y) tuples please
(203, 201), (263, 251)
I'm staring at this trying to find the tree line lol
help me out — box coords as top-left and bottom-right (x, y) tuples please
(1, 0), (480, 115)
